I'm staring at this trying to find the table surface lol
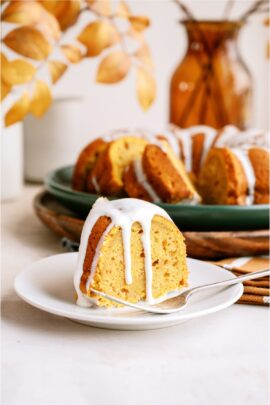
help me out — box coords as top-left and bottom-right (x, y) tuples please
(2, 185), (269, 405)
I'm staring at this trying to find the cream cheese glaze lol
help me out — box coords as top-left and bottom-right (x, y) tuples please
(74, 197), (172, 307)
(169, 125), (217, 172)
(215, 127), (270, 150)
(232, 148), (256, 205)
(133, 159), (161, 203)
(91, 176), (100, 194)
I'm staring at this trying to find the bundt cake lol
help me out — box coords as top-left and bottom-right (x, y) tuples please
(87, 136), (148, 196)
(199, 146), (269, 205)
(124, 139), (200, 203)
(72, 125), (269, 205)
(74, 197), (188, 308)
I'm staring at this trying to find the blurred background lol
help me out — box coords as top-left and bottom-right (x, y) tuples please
(50, 0), (269, 132)
(1, 0), (269, 198)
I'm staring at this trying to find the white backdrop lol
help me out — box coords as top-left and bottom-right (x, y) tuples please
(50, 0), (269, 147)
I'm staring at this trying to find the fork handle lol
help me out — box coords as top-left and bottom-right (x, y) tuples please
(188, 268), (270, 296)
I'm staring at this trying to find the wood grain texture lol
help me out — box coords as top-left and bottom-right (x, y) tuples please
(34, 191), (270, 259)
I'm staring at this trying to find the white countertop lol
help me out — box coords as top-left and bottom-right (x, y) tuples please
(2, 186), (269, 405)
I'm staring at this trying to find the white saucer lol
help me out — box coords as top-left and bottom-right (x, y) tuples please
(14, 253), (243, 330)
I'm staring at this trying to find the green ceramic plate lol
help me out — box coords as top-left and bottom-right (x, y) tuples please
(45, 166), (269, 231)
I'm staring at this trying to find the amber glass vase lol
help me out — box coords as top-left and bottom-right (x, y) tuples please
(170, 21), (252, 129)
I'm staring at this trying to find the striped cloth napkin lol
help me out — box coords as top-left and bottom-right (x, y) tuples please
(212, 256), (270, 306)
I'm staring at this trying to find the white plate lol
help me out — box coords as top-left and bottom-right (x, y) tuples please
(14, 253), (243, 331)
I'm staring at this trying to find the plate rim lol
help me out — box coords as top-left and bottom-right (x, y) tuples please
(45, 165), (269, 212)
(14, 253), (244, 326)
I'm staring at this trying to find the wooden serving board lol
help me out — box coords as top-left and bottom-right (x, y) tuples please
(34, 191), (270, 260)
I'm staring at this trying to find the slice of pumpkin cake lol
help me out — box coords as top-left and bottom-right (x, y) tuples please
(123, 139), (200, 204)
(74, 197), (188, 308)
(87, 136), (148, 196)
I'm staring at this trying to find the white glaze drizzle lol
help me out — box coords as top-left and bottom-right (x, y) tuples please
(74, 197), (172, 306)
(91, 176), (100, 194)
(172, 125), (217, 172)
(199, 127), (218, 164)
(214, 125), (239, 147)
(215, 126), (270, 150)
(232, 148), (256, 205)
(157, 128), (181, 157)
(133, 159), (161, 203)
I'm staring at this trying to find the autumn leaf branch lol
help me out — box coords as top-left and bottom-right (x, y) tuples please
(1, 0), (156, 127)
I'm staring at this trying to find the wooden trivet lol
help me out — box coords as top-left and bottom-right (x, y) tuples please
(34, 191), (270, 260)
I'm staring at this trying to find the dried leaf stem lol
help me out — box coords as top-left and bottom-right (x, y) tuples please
(2, 0), (155, 123)
(223, 0), (235, 19)
(240, 0), (268, 21)
(172, 0), (195, 20)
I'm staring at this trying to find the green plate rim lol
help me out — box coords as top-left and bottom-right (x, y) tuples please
(45, 165), (270, 213)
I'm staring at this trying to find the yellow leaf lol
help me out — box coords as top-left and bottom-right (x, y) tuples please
(61, 44), (83, 63)
(96, 51), (131, 84)
(48, 61), (67, 84)
(38, 0), (65, 19)
(1, 80), (12, 102)
(40, 0), (81, 31)
(0, 53), (8, 67)
(116, 0), (130, 18)
(3, 27), (51, 61)
(1, 54), (36, 85)
(78, 21), (119, 57)
(90, 0), (111, 16)
(1, 1), (60, 41)
(5, 92), (30, 126)
(135, 44), (154, 70)
(128, 16), (150, 32)
(136, 67), (156, 110)
(1, 1), (42, 23)
(57, 0), (81, 31)
(29, 80), (52, 117)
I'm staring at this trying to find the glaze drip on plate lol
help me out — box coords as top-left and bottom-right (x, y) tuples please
(74, 197), (172, 307)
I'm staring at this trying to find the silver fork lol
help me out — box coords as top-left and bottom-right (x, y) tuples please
(91, 268), (270, 314)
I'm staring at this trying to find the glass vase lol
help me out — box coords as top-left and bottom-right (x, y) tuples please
(169, 21), (252, 129)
